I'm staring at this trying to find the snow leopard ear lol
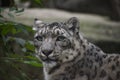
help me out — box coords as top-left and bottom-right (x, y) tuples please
(66, 17), (80, 35)
(33, 18), (43, 31)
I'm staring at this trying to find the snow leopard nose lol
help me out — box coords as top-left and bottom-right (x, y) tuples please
(41, 50), (53, 56)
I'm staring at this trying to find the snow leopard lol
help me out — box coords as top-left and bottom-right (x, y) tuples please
(33, 17), (120, 80)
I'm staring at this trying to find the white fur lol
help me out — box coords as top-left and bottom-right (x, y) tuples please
(43, 62), (57, 80)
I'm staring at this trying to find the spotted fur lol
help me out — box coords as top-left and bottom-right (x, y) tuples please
(33, 17), (120, 80)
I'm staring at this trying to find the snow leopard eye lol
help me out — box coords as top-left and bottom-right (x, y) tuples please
(56, 36), (66, 41)
(36, 36), (43, 41)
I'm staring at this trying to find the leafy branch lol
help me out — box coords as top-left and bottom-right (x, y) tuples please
(0, 0), (43, 80)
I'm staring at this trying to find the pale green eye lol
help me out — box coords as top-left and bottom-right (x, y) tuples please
(56, 36), (66, 41)
(36, 36), (43, 41)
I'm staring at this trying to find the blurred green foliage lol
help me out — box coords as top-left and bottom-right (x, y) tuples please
(0, 0), (43, 80)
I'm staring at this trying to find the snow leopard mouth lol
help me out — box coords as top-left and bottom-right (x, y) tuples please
(40, 56), (58, 62)
(42, 58), (57, 62)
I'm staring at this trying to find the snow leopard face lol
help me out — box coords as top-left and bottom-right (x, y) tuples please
(33, 17), (81, 63)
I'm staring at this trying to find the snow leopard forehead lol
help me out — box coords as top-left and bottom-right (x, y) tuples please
(34, 22), (71, 38)
(33, 17), (80, 38)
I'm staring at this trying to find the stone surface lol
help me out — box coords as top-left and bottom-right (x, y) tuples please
(43, 0), (120, 21)
(13, 9), (120, 53)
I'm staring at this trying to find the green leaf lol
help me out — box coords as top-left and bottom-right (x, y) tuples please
(25, 41), (35, 51)
(0, 22), (18, 35)
(15, 38), (26, 47)
(15, 8), (24, 13)
(0, 8), (4, 13)
(9, 54), (22, 59)
(9, 7), (17, 12)
(23, 61), (42, 67)
(34, 0), (42, 5)
(22, 48), (27, 52)
(8, 12), (14, 18)
(14, 24), (29, 35)
(35, 0), (40, 3)
(0, 14), (4, 18)
(25, 56), (38, 61)
(6, 37), (15, 43)
(12, 27), (17, 34)
(1, 25), (12, 35)
(0, 21), (33, 35)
